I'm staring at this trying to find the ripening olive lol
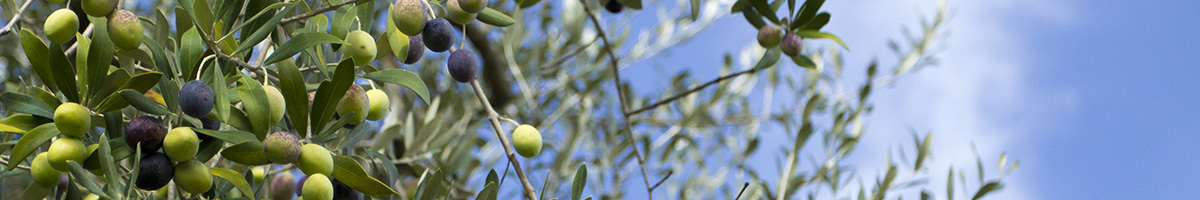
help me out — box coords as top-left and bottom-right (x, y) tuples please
(336, 85), (369, 125)
(780, 32), (804, 57)
(403, 35), (425, 64)
(270, 172), (297, 200)
(391, 0), (428, 36)
(757, 25), (782, 48)
(264, 132), (301, 164)
(108, 9), (143, 50)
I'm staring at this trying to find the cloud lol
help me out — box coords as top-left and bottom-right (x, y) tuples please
(821, 0), (1079, 199)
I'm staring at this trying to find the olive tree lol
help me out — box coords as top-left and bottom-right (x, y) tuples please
(0, 0), (1017, 199)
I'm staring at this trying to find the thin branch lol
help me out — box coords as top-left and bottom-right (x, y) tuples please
(470, 80), (539, 200)
(578, 0), (656, 199)
(625, 65), (771, 116)
(0, 155), (32, 170)
(735, 182), (750, 200)
(279, 0), (361, 24)
(648, 170), (673, 191)
(0, 0), (35, 37)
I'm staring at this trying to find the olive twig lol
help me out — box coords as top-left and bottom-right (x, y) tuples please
(0, 155), (32, 170)
(0, 0), (33, 37)
(578, 0), (656, 198)
(280, 0), (364, 24)
(469, 80), (539, 200)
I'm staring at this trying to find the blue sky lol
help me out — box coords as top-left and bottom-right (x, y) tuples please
(620, 0), (1200, 199)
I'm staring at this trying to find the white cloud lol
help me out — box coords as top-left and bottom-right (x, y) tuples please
(821, 0), (1079, 199)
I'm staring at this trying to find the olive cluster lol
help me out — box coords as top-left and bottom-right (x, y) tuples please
(43, 0), (143, 50)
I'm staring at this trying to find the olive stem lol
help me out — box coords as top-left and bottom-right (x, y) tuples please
(470, 80), (539, 200)
(578, 0), (656, 199)
(0, 0), (32, 37)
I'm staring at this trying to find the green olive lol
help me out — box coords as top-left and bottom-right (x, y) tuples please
(264, 86), (287, 124)
(365, 89), (390, 121)
(302, 174), (333, 200)
(163, 127), (200, 162)
(31, 152), (62, 188)
(297, 144), (334, 176)
(174, 160), (213, 194)
(54, 102), (91, 138)
(511, 124), (543, 158)
(343, 30), (378, 66)
(48, 137), (89, 171)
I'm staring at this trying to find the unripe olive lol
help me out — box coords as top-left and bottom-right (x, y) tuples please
(459, 0), (488, 13)
(108, 9), (143, 50)
(421, 19), (454, 53)
(302, 174), (334, 200)
(343, 30), (378, 66)
(403, 35), (425, 64)
(54, 102), (91, 138)
(779, 32), (804, 57)
(270, 173), (297, 200)
(163, 127), (200, 162)
(44, 9), (80, 44)
(126, 116), (167, 153)
(331, 178), (363, 200)
(31, 152), (62, 188)
(179, 80), (215, 118)
(447, 49), (478, 83)
(83, 194), (100, 200)
(174, 160), (213, 194)
(264, 132), (301, 164)
(135, 153), (174, 190)
(391, 0), (428, 36)
(757, 25), (782, 48)
(336, 85), (369, 125)
(49, 137), (89, 171)
(365, 89), (390, 121)
(81, 0), (116, 17)
(297, 144), (333, 176)
(512, 124), (542, 158)
(445, 0), (477, 25)
(252, 166), (266, 184)
(263, 86), (287, 124)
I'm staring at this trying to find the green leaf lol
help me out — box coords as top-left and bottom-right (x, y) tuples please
(486, 169), (499, 187)
(336, 121), (374, 150)
(476, 182), (498, 200)
(120, 90), (172, 115)
(192, 0), (215, 35)
(363, 69), (431, 103)
(329, 4), (357, 46)
(750, 0), (778, 23)
(755, 49), (782, 70)
(17, 182), (52, 200)
(413, 169), (445, 200)
(88, 70), (130, 108)
(74, 33), (91, 88)
(572, 164), (588, 200)
(741, 4), (766, 29)
(615, 0), (642, 9)
(0, 122), (25, 133)
(67, 162), (109, 199)
(180, 27), (204, 81)
(191, 128), (257, 144)
(801, 12), (830, 31)
(205, 62), (231, 121)
(476, 8), (515, 27)
(263, 32), (343, 65)
(0, 114), (50, 132)
(791, 0), (824, 30)
(92, 72), (163, 113)
(332, 155), (400, 196)
(972, 181), (1002, 200)
(211, 167), (255, 197)
(7, 124), (59, 170)
(2, 92), (54, 118)
(309, 60), (356, 135)
(276, 61), (310, 136)
(794, 30), (848, 50)
(236, 76), (271, 139)
(18, 29), (56, 91)
(46, 42), (80, 102)
(86, 17), (115, 98)
(235, 3), (296, 54)
(221, 141), (271, 165)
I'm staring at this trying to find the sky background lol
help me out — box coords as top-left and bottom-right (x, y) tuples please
(621, 0), (1200, 199)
